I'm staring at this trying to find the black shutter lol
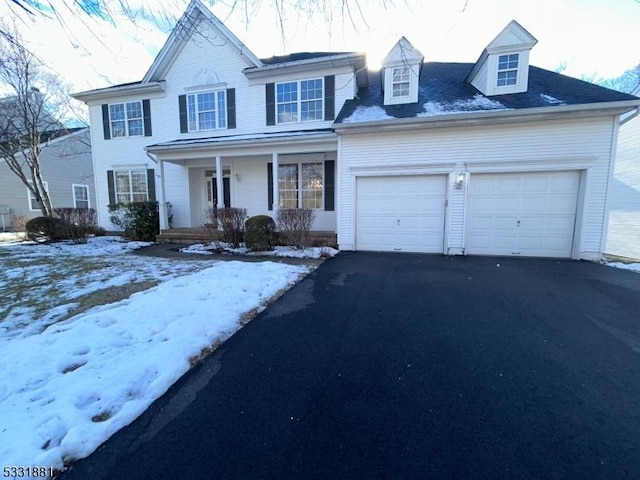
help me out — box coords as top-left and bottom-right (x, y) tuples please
(266, 83), (275, 126)
(142, 99), (152, 137)
(267, 162), (273, 210)
(147, 169), (156, 201)
(324, 160), (335, 211)
(107, 170), (116, 206)
(178, 95), (188, 133)
(102, 104), (111, 140)
(324, 75), (335, 121)
(226, 88), (236, 129)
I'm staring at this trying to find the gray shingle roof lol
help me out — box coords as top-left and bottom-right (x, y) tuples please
(335, 63), (639, 124)
(260, 52), (356, 65)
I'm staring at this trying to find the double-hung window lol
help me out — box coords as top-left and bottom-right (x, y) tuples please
(114, 170), (148, 203)
(27, 181), (48, 211)
(278, 162), (323, 209)
(276, 79), (323, 123)
(187, 91), (227, 131)
(109, 101), (143, 137)
(72, 184), (90, 208)
(497, 53), (519, 86)
(392, 67), (411, 97)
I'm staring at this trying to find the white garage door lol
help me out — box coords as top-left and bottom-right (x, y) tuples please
(356, 175), (446, 253)
(466, 171), (580, 258)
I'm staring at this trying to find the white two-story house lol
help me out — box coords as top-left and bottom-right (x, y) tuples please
(74, 1), (640, 260)
(73, 0), (365, 240)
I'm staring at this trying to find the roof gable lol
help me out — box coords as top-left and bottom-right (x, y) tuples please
(486, 20), (538, 53)
(142, 0), (262, 83)
(382, 37), (424, 67)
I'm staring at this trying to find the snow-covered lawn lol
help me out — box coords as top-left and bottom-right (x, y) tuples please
(0, 237), (312, 475)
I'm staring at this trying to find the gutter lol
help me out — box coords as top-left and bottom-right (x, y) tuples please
(72, 81), (166, 103)
(243, 53), (366, 79)
(620, 106), (640, 126)
(334, 99), (640, 134)
(145, 131), (338, 154)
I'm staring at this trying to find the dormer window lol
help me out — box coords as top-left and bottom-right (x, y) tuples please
(392, 67), (411, 97)
(497, 54), (519, 87)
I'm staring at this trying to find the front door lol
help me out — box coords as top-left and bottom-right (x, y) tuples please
(207, 177), (231, 208)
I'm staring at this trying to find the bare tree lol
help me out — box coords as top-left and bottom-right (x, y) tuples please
(0, 24), (74, 216)
(3, 0), (398, 42)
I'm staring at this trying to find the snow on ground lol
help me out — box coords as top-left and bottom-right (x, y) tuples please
(181, 242), (339, 259)
(0, 236), (312, 474)
(605, 261), (640, 273)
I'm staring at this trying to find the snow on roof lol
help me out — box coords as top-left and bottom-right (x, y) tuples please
(342, 105), (395, 123)
(539, 93), (565, 105)
(418, 94), (509, 117)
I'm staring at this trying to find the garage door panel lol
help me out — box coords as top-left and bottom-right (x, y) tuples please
(467, 171), (579, 258)
(356, 175), (446, 253)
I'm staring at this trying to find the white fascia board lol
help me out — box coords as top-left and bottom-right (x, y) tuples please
(334, 100), (640, 134)
(243, 54), (366, 80)
(72, 82), (165, 104)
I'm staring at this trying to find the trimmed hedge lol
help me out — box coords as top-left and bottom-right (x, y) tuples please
(109, 201), (159, 242)
(245, 215), (277, 251)
(25, 216), (66, 242)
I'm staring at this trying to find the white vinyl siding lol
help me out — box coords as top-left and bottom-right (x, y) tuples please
(338, 116), (616, 260)
(606, 105), (640, 260)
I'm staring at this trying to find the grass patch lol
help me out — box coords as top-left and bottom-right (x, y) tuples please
(62, 280), (159, 321)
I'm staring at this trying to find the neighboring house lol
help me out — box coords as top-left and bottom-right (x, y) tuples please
(606, 83), (640, 261)
(0, 128), (95, 230)
(72, 0), (640, 260)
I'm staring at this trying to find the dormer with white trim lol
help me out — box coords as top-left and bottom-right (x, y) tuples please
(382, 37), (423, 105)
(466, 20), (537, 96)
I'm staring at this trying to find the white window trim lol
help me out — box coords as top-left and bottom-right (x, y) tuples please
(277, 161), (324, 209)
(72, 184), (90, 209)
(496, 53), (519, 88)
(276, 78), (324, 125)
(27, 181), (49, 212)
(114, 169), (149, 204)
(187, 90), (227, 132)
(391, 66), (411, 98)
(109, 101), (144, 138)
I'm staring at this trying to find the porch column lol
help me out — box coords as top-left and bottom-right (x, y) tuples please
(272, 153), (279, 213)
(159, 159), (168, 229)
(215, 155), (224, 208)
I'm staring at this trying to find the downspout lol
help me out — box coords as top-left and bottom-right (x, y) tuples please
(145, 150), (168, 230)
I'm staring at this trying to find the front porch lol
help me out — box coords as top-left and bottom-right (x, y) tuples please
(156, 227), (338, 247)
(147, 129), (339, 234)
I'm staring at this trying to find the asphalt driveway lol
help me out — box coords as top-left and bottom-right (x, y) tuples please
(60, 253), (640, 480)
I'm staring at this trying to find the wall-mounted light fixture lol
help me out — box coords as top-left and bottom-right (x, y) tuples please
(234, 173), (241, 182)
(455, 173), (466, 189)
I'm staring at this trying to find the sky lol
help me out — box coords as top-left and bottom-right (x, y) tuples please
(0, 0), (638, 95)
